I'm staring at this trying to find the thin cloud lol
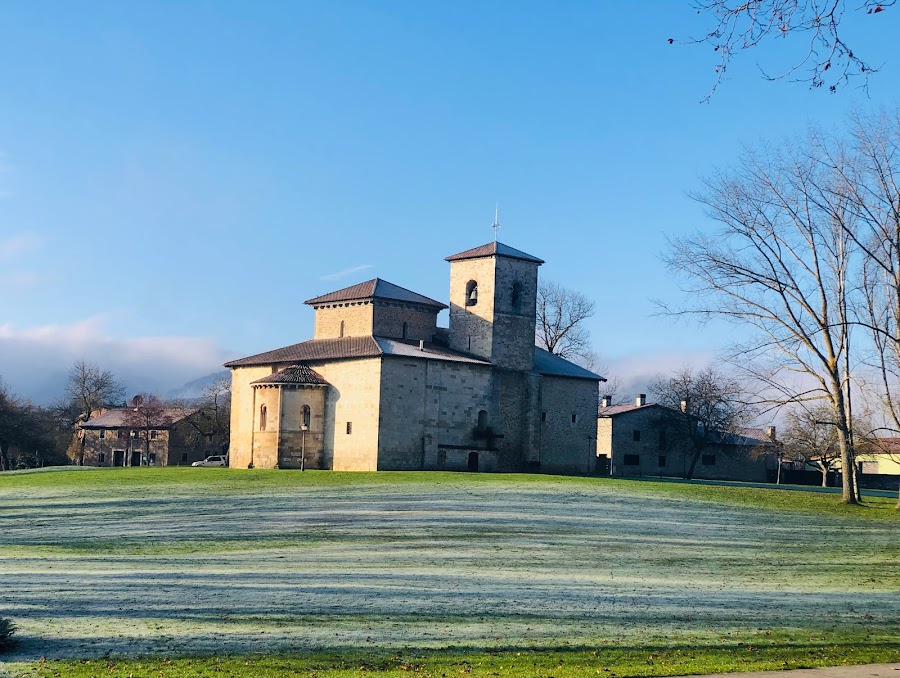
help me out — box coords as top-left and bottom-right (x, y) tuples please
(320, 264), (374, 282)
(0, 231), (44, 262)
(0, 270), (42, 290)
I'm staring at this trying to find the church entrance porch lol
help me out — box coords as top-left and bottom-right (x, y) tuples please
(467, 451), (479, 472)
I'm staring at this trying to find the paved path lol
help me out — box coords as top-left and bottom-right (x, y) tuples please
(683, 664), (900, 678)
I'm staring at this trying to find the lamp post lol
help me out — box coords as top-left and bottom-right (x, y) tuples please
(300, 424), (308, 472)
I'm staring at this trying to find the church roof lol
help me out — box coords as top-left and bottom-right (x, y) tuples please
(445, 241), (545, 264)
(251, 364), (328, 387)
(533, 347), (605, 381)
(304, 278), (447, 309)
(225, 336), (490, 368)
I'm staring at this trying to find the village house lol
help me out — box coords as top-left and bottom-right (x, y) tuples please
(597, 394), (777, 481)
(225, 241), (605, 473)
(79, 408), (218, 467)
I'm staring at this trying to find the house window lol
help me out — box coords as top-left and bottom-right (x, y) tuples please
(260, 404), (267, 431)
(339, 320), (345, 338)
(658, 430), (666, 450)
(150, 430), (158, 440)
(511, 282), (522, 311)
(633, 430), (641, 442)
(302, 405), (311, 429)
(702, 454), (716, 466)
(149, 453), (156, 465)
(658, 455), (667, 467)
(346, 422), (353, 434)
(477, 410), (488, 431)
(571, 413), (578, 424)
(117, 430), (124, 439)
(181, 452), (188, 463)
(624, 454), (640, 466)
(99, 452), (105, 464)
(465, 280), (478, 306)
(131, 430), (139, 438)
(99, 430), (106, 439)
(402, 322), (408, 339)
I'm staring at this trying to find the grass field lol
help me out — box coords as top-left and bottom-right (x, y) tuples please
(0, 469), (898, 677)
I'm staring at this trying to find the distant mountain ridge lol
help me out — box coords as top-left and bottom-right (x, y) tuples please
(166, 370), (230, 400)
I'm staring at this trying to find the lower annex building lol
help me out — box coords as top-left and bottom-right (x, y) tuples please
(226, 241), (604, 473)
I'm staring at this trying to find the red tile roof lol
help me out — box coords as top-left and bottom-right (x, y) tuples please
(445, 241), (544, 264)
(304, 278), (446, 309)
(251, 364), (329, 386)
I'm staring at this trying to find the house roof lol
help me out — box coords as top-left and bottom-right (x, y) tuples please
(445, 241), (545, 264)
(226, 335), (491, 368)
(251, 364), (329, 387)
(598, 402), (663, 417)
(304, 278), (447, 309)
(533, 347), (605, 381)
(80, 407), (190, 429)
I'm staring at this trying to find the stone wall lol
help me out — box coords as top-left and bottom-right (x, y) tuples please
(277, 386), (327, 469)
(490, 256), (539, 372)
(448, 257), (495, 359)
(377, 357), (494, 470)
(82, 428), (170, 467)
(371, 301), (439, 341)
(313, 302), (374, 338)
(538, 376), (599, 474)
(229, 365), (276, 468)
(250, 385), (281, 469)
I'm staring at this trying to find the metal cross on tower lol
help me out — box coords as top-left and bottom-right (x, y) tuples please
(491, 204), (501, 241)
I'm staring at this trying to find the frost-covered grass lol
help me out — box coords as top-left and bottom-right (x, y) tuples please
(0, 469), (898, 676)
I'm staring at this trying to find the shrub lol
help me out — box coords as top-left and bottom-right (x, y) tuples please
(0, 617), (16, 650)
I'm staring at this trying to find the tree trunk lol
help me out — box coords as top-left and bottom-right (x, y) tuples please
(0, 442), (8, 471)
(686, 450), (701, 480)
(821, 466), (828, 488)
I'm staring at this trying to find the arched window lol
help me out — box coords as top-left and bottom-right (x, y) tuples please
(339, 320), (345, 338)
(477, 409), (488, 432)
(301, 405), (311, 430)
(402, 322), (408, 339)
(259, 404), (267, 432)
(511, 282), (522, 312)
(465, 280), (478, 307)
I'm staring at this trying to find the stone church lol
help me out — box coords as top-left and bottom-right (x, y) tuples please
(225, 241), (604, 473)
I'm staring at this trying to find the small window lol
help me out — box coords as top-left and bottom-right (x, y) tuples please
(339, 320), (345, 338)
(465, 280), (478, 307)
(99, 452), (105, 463)
(511, 282), (522, 311)
(260, 404), (267, 432)
(149, 453), (156, 465)
(658, 430), (666, 450)
(541, 411), (547, 423)
(302, 405), (311, 429)
(402, 322), (408, 339)
(477, 410), (488, 431)
(632, 430), (641, 442)
(150, 430), (158, 440)
(181, 452), (188, 463)
(571, 413), (577, 424)
(702, 454), (716, 466)
(99, 430), (106, 439)
(117, 430), (124, 439)
(346, 422), (352, 435)
(658, 455), (667, 467)
(624, 454), (640, 466)
(131, 430), (139, 438)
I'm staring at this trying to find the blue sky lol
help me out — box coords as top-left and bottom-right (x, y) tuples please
(1, 1), (899, 402)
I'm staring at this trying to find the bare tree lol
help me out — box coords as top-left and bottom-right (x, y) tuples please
(65, 360), (124, 465)
(650, 365), (753, 479)
(662, 128), (862, 502)
(781, 404), (842, 486)
(684, 0), (895, 98)
(536, 281), (596, 364)
(172, 377), (231, 454)
(122, 394), (174, 466)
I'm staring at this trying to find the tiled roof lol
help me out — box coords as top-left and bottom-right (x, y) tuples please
(251, 364), (329, 387)
(225, 336), (382, 367)
(304, 278), (447, 309)
(376, 337), (491, 365)
(80, 407), (190, 429)
(533, 347), (604, 381)
(226, 336), (491, 368)
(445, 241), (545, 264)
(598, 402), (663, 417)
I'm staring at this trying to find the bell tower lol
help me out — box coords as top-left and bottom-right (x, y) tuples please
(445, 241), (543, 371)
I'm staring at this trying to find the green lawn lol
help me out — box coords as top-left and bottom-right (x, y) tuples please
(1, 469), (898, 677)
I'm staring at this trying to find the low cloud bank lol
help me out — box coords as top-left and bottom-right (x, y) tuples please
(0, 316), (232, 404)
